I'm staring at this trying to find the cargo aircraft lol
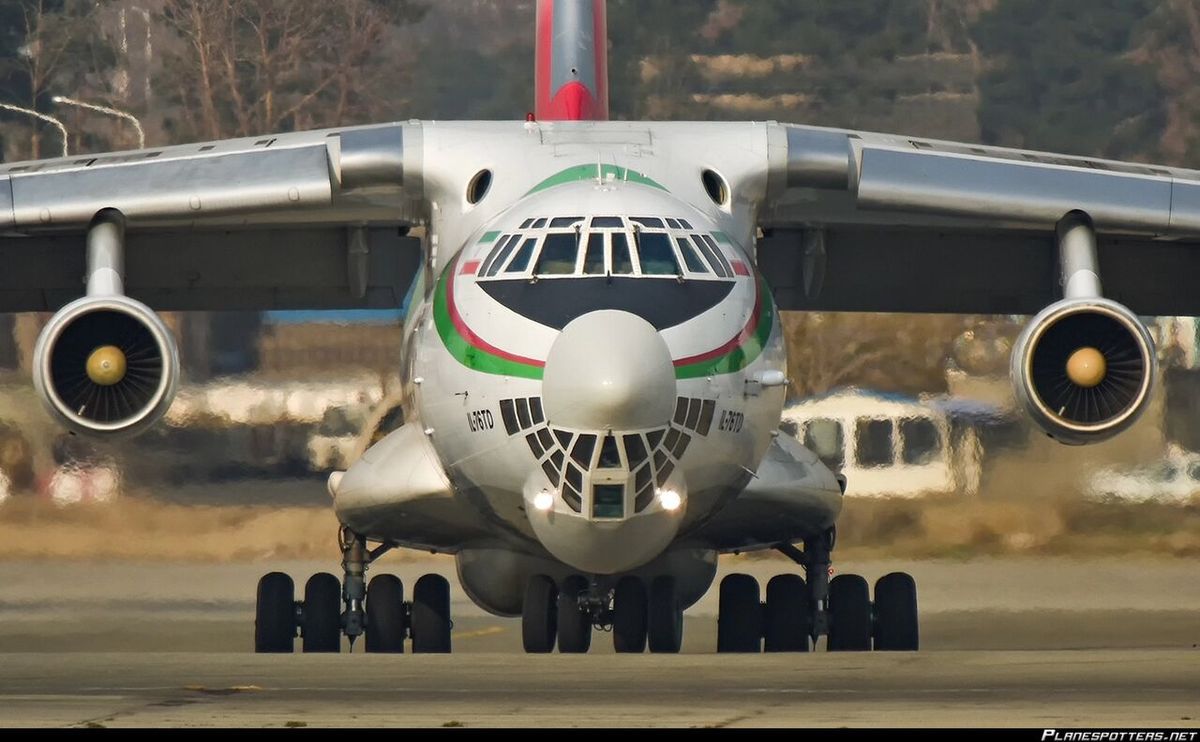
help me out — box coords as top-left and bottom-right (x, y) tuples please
(1, 0), (1183, 653)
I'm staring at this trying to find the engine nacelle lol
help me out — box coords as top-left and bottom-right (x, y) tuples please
(1011, 298), (1155, 445)
(32, 295), (180, 438)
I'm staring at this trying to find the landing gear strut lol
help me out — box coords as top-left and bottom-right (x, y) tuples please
(253, 526), (453, 653)
(714, 527), (919, 653)
(340, 527), (368, 648)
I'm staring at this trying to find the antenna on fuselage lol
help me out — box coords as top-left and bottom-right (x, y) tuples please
(609, 152), (627, 184)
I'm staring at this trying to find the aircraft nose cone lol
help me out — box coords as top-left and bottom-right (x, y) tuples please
(542, 310), (675, 430)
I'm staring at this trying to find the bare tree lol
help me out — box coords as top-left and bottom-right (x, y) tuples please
(0, 0), (103, 158)
(782, 312), (984, 401)
(1135, 0), (1200, 163)
(158, 0), (425, 141)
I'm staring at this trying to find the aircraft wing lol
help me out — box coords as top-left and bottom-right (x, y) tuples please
(0, 123), (422, 312)
(759, 123), (1200, 316)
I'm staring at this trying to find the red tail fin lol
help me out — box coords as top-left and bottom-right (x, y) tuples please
(535, 0), (608, 121)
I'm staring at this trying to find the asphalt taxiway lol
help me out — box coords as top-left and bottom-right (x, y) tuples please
(0, 558), (1195, 727)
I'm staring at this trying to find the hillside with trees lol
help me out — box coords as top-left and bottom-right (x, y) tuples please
(0, 0), (1197, 165)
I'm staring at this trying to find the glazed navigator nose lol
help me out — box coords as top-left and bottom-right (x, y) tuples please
(542, 310), (675, 430)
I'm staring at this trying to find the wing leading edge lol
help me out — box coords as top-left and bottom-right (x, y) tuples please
(761, 123), (1200, 317)
(0, 123), (422, 313)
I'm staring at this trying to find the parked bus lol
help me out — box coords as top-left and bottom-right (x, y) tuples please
(780, 390), (983, 498)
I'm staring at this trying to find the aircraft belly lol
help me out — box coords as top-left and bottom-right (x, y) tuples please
(333, 498), (494, 553)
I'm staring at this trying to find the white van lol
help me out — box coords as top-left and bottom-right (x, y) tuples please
(780, 390), (982, 498)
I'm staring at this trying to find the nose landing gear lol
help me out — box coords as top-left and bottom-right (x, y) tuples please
(646, 575), (683, 653)
(252, 526), (453, 653)
(520, 573), (684, 654)
(521, 574), (558, 653)
(612, 576), (648, 652)
(556, 575), (592, 653)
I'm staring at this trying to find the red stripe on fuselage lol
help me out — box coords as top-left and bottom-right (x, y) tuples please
(672, 277), (763, 367)
(446, 258), (546, 368)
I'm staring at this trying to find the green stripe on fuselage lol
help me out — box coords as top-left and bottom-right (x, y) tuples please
(525, 164), (668, 196)
(433, 262), (544, 379)
(672, 277), (774, 380)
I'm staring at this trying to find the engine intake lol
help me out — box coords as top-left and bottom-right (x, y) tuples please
(33, 295), (179, 437)
(1011, 298), (1155, 445)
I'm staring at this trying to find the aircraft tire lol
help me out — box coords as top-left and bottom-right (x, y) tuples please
(301, 573), (342, 653)
(522, 574), (558, 653)
(764, 574), (811, 652)
(717, 573), (761, 652)
(612, 576), (648, 653)
(873, 572), (919, 651)
(647, 576), (683, 653)
(411, 574), (452, 653)
(827, 574), (872, 652)
(255, 571), (295, 653)
(556, 575), (591, 653)
(365, 574), (406, 653)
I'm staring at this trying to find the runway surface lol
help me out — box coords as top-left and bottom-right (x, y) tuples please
(0, 557), (1196, 727)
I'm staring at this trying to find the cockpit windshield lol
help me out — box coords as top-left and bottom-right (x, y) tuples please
(476, 215), (739, 280)
(535, 233), (580, 275)
(635, 232), (679, 275)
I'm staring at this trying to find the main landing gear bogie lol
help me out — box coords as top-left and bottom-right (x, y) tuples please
(253, 527), (453, 654)
(716, 571), (919, 653)
(716, 531), (919, 653)
(253, 570), (454, 654)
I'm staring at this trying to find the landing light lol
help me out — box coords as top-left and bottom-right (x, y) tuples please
(533, 490), (555, 511)
(657, 488), (682, 512)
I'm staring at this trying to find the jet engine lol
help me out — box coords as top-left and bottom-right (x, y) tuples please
(32, 295), (179, 438)
(1011, 297), (1155, 445)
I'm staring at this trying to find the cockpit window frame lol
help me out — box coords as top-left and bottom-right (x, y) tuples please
(475, 216), (739, 281)
(533, 230), (583, 277)
(692, 234), (732, 278)
(676, 236), (711, 274)
(633, 228), (683, 277)
(481, 234), (519, 277)
(501, 236), (540, 275)
(610, 231), (636, 275)
(582, 231), (606, 275)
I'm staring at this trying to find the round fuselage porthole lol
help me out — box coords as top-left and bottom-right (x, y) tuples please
(701, 169), (728, 206)
(467, 169), (493, 205)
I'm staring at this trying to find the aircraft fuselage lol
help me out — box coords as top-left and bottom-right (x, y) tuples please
(329, 123), (841, 615)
